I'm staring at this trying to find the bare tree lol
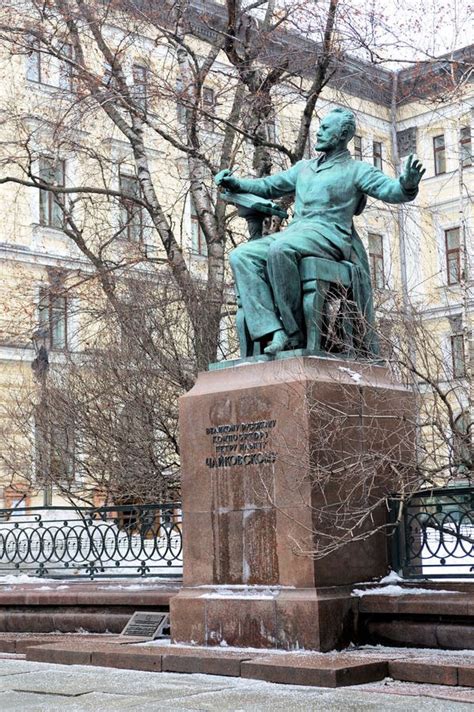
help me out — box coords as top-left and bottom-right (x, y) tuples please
(0, 0), (470, 527)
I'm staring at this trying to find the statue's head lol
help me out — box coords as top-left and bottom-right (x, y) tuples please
(315, 108), (356, 153)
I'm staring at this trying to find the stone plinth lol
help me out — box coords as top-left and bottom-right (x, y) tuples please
(171, 356), (414, 651)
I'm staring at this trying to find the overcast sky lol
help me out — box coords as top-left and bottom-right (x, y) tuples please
(344, 0), (473, 65)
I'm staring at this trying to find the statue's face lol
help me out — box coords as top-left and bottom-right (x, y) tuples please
(315, 113), (349, 152)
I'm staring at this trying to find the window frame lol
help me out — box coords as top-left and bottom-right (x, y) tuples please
(190, 200), (208, 257)
(38, 287), (68, 351)
(451, 333), (466, 378)
(373, 141), (382, 169)
(58, 42), (74, 91)
(353, 135), (362, 160)
(201, 86), (216, 131)
(119, 172), (144, 242)
(433, 134), (446, 175)
(38, 157), (66, 229)
(26, 39), (42, 83)
(445, 227), (461, 285)
(460, 126), (472, 169)
(132, 63), (148, 112)
(35, 417), (76, 485)
(368, 232), (385, 289)
(26, 39), (74, 90)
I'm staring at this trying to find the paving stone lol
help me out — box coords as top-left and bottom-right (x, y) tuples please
(91, 646), (163, 672)
(0, 660), (473, 712)
(241, 653), (388, 687)
(162, 647), (255, 676)
(436, 625), (474, 651)
(0, 690), (144, 711)
(367, 620), (439, 647)
(28, 646), (93, 665)
(0, 659), (48, 675)
(0, 670), (98, 696)
(389, 659), (458, 686)
(128, 683), (474, 712)
(25, 637), (152, 663)
(457, 665), (474, 688)
(359, 680), (474, 705)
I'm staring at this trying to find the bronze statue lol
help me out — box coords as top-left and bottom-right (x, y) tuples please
(215, 108), (424, 357)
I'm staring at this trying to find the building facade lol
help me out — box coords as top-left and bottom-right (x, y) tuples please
(0, 1), (472, 508)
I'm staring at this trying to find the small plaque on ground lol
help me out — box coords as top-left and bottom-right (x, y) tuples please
(121, 612), (170, 639)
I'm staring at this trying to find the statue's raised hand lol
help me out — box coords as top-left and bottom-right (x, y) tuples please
(214, 168), (241, 192)
(400, 154), (425, 193)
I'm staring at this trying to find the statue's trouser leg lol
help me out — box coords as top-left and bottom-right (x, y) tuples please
(229, 236), (282, 341)
(266, 231), (343, 339)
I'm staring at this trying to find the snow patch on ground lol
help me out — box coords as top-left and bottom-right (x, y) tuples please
(0, 573), (58, 585)
(379, 570), (404, 584)
(352, 584), (453, 596)
(200, 586), (280, 600)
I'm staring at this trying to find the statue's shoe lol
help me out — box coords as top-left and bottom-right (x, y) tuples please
(264, 330), (289, 355)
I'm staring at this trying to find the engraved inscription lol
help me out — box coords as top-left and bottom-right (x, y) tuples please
(205, 419), (277, 468)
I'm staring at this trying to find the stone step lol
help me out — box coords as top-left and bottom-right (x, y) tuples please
(389, 658), (474, 688)
(0, 581), (181, 633)
(0, 581), (180, 607)
(358, 591), (474, 617)
(6, 633), (472, 691)
(358, 589), (474, 649)
(22, 640), (386, 687)
(20, 639), (474, 690)
(240, 654), (388, 687)
(0, 610), (131, 634)
(366, 620), (474, 649)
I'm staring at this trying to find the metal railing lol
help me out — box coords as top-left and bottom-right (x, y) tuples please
(392, 486), (474, 579)
(0, 503), (182, 580)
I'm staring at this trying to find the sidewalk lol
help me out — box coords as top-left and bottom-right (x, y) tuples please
(0, 654), (473, 711)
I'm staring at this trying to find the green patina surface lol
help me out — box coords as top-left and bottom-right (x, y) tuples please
(215, 108), (424, 362)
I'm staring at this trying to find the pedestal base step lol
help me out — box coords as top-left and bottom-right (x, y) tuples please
(18, 638), (474, 690)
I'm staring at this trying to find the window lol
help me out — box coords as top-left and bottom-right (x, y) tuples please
(26, 39), (41, 82)
(39, 157), (65, 228)
(35, 419), (75, 484)
(50, 422), (76, 482)
(453, 412), (471, 471)
(451, 333), (466, 378)
(460, 126), (472, 168)
(119, 173), (143, 241)
(353, 135), (362, 160)
(445, 227), (461, 285)
(176, 79), (188, 124)
(26, 39), (74, 89)
(368, 233), (384, 289)
(265, 115), (277, 143)
(373, 141), (382, 169)
(433, 134), (446, 175)
(202, 86), (216, 131)
(132, 64), (148, 112)
(58, 42), (74, 91)
(191, 200), (208, 256)
(38, 288), (68, 350)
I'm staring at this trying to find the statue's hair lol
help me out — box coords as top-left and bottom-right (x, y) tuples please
(328, 107), (356, 140)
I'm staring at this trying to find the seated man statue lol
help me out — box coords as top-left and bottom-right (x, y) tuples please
(215, 107), (424, 356)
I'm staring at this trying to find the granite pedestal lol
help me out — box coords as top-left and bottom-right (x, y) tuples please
(171, 356), (414, 651)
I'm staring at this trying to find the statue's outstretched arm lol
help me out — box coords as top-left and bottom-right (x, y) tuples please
(214, 162), (303, 199)
(356, 154), (425, 204)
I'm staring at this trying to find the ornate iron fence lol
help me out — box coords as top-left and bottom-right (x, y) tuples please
(392, 486), (474, 579)
(0, 503), (182, 580)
